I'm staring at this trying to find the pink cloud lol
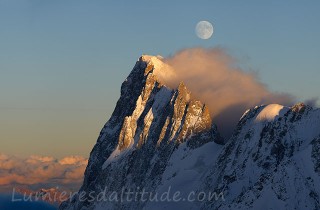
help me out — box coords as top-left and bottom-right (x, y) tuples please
(0, 154), (87, 192)
(156, 48), (295, 137)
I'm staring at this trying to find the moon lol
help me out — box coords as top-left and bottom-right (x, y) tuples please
(195, 21), (214, 39)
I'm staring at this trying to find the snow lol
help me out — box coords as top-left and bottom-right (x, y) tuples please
(141, 55), (177, 86)
(152, 87), (172, 110)
(203, 105), (320, 210)
(141, 55), (167, 73)
(240, 108), (251, 121)
(102, 146), (123, 169)
(141, 55), (164, 63)
(251, 185), (286, 210)
(145, 142), (223, 210)
(255, 104), (289, 122)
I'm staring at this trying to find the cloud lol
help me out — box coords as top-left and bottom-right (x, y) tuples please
(0, 154), (87, 192)
(59, 156), (87, 165)
(156, 48), (296, 138)
(304, 97), (319, 107)
(26, 155), (55, 164)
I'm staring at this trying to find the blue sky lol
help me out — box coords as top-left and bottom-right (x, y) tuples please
(0, 0), (319, 157)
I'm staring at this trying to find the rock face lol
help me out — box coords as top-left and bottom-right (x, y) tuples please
(60, 56), (222, 210)
(60, 55), (320, 210)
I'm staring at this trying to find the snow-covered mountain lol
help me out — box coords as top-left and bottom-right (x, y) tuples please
(60, 56), (320, 210)
(200, 103), (320, 209)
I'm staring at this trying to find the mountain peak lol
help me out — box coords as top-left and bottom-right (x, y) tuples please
(59, 55), (223, 209)
(136, 54), (176, 87)
(139, 55), (166, 74)
(60, 55), (320, 210)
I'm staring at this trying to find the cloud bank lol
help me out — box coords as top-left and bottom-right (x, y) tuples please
(157, 48), (295, 137)
(0, 154), (87, 192)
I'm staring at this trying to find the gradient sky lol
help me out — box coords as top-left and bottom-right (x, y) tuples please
(1, 0), (319, 158)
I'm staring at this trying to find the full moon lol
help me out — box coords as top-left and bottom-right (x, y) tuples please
(195, 21), (214, 39)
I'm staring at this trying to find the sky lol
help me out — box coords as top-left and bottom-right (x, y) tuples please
(1, 0), (320, 159)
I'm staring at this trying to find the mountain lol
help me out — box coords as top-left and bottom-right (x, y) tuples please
(60, 56), (320, 210)
(200, 103), (320, 209)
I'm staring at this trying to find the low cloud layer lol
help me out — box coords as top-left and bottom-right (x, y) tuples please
(0, 154), (87, 192)
(157, 48), (296, 137)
